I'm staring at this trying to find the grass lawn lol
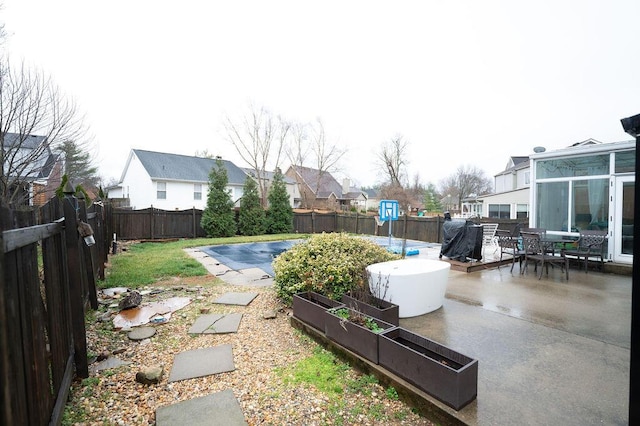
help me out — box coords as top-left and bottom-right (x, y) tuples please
(103, 233), (308, 289)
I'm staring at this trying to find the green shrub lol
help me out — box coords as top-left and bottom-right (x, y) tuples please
(273, 232), (399, 305)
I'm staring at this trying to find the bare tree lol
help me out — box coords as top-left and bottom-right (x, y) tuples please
(439, 164), (493, 211)
(377, 134), (418, 212)
(0, 58), (87, 205)
(286, 118), (346, 209)
(377, 134), (408, 187)
(224, 102), (290, 207)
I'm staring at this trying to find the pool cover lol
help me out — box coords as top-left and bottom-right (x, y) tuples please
(201, 238), (434, 276)
(200, 240), (303, 276)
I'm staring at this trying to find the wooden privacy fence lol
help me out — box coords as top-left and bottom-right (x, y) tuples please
(113, 206), (206, 240)
(0, 193), (110, 426)
(113, 207), (524, 243)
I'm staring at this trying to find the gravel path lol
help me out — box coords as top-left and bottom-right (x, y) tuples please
(67, 276), (434, 425)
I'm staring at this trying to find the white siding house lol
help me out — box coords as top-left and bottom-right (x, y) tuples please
(476, 156), (531, 219)
(107, 150), (248, 210)
(241, 168), (299, 208)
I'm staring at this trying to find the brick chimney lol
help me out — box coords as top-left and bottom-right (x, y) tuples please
(342, 178), (350, 196)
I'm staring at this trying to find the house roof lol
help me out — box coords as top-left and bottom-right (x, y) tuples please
(289, 165), (343, 196)
(2, 132), (57, 180)
(240, 167), (296, 185)
(131, 149), (247, 184)
(495, 156), (530, 176)
(288, 165), (365, 200)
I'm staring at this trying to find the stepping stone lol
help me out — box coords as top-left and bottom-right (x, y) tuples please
(221, 268), (273, 287)
(213, 292), (258, 306)
(188, 313), (243, 334)
(128, 326), (156, 341)
(89, 357), (132, 374)
(168, 344), (235, 383)
(156, 389), (247, 426)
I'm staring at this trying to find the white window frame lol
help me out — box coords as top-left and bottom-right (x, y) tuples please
(157, 181), (167, 199)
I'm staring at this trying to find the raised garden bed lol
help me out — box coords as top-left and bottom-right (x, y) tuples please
(341, 293), (399, 326)
(325, 307), (396, 364)
(379, 327), (478, 410)
(292, 291), (344, 332)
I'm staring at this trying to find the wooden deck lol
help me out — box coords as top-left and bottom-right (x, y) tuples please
(442, 257), (514, 273)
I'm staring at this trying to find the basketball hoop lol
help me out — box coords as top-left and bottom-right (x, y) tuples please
(374, 215), (385, 226)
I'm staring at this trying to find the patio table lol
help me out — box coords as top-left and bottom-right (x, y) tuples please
(540, 235), (580, 252)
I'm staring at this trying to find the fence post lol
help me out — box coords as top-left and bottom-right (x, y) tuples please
(62, 189), (89, 378)
(77, 193), (98, 310)
(192, 207), (196, 238)
(0, 204), (18, 425)
(150, 205), (155, 240)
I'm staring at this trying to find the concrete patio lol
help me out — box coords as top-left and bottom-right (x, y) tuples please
(402, 246), (631, 425)
(192, 241), (632, 425)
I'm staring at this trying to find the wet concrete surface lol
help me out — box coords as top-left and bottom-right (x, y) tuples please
(400, 252), (631, 425)
(190, 242), (632, 425)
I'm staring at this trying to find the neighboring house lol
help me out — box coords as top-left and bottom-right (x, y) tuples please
(107, 149), (248, 210)
(1, 133), (63, 206)
(476, 137), (634, 265)
(530, 138), (635, 265)
(240, 168), (299, 208)
(285, 165), (367, 211)
(475, 155), (532, 219)
(363, 188), (380, 212)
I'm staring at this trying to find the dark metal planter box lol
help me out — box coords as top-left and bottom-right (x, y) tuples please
(379, 327), (478, 410)
(292, 291), (344, 332)
(341, 293), (400, 326)
(325, 307), (396, 364)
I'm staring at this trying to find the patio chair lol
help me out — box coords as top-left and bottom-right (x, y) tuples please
(481, 223), (499, 256)
(520, 231), (569, 280)
(496, 229), (524, 273)
(563, 230), (607, 272)
(521, 227), (554, 254)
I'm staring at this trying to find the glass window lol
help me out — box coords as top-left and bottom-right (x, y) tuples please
(536, 154), (609, 179)
(615, 150), (635, 173)
(157, 182), (166, 199)
(536, 182), (569, 231)
(524, 171), (530, 185)
(516, 204), (528, 219)
(621, 181), (634, 255)
(571, 179), (609, 232)
(488, 204), (510, 219)
(194, 183), (202, 200)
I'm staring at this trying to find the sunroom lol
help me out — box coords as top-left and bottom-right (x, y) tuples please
(529, 140), (635, 265)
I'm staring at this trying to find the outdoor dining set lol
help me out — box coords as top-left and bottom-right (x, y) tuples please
(493, 226), (608, 280)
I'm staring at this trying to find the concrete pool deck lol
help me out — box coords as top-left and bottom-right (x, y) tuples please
(187, 241), (631, 425)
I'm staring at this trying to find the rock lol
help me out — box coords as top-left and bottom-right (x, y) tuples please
(263, 310), (277, 319)
(112, 347), (127, 355)
(119, 291), (142, 310)
(127, 326), (156, 341)
(135, 365), (163, 385)
(200, 308), (211, 314)
(98, 310), (114, 322)
(97, 350), (111, 361)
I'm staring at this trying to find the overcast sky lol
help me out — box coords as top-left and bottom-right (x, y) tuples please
(2, 1), (639, 189)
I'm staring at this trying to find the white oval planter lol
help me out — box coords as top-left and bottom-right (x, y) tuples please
(367, 259), (450, 318)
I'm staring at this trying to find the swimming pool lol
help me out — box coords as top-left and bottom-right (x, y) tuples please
(200, 240), (303, 276)
(201, 237), (435, 276)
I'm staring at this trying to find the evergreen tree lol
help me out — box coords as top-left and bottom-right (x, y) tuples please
(57, 140), (100, 191)
(238, 175), (266, 236)
(201, 159), (236, 237)
(423, 183), (442, 213)
(266, 168), (293, 234)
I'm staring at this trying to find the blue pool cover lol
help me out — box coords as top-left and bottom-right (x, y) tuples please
(200, 240), (303, 276)
(201, 237), (434, 276)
